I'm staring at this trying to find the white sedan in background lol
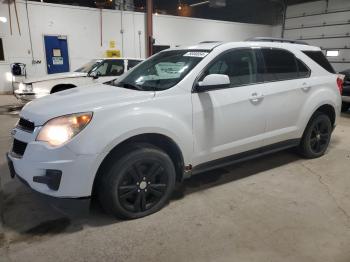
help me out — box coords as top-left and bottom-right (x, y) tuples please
(14, 58), (143, 102)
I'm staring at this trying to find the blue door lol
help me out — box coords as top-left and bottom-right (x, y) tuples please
(44, 35), (70, 74)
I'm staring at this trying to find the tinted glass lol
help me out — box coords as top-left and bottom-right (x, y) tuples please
(297, 59), (310, 78)
(127, 59), (142, 70)
(303, 51), (335, 73)
(261, 49), (298, 81)
(0, 39), (3, 61)
(203, 49), (259, 87)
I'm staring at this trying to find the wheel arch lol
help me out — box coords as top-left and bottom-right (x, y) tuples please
(50, 84), (76, 94)
(314, 104), (336, 127)
(92, 133), (185, 197)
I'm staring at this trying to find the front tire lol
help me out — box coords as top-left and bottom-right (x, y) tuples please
(299, 112), (332, 159)
(98, 144), (176, 219)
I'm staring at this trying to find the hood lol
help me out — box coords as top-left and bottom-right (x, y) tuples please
(23, 72), (87, 84)
(20, 84), (155, 125)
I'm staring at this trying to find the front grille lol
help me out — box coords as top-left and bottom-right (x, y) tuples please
(12, 139), (28, 157)
(17, 118), (35, 132)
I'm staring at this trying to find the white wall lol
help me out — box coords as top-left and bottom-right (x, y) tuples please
(284, 0), (350, 72)
(271, 25), (283, 38)
(153, 15), (273, 47)
(0, 0), (273, 93)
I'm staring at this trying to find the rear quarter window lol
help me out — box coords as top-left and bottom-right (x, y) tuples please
(302, 51), (335, 73)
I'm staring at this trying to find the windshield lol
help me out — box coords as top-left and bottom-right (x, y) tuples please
(75, 59), (103, 73)
(110, 50), (209, 91)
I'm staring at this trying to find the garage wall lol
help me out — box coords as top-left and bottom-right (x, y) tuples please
(283, 0), (350, 72)
(153, 15), (272, 47)
(0, 0), (273, 93)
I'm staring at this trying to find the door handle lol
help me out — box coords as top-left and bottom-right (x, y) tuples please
(249, 92), (264, 104)
(301, 83), (311, 92)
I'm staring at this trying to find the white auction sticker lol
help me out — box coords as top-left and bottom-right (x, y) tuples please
(183, 52), (209, 58)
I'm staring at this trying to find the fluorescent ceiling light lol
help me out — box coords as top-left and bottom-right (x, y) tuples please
(326, 50), (339, 57)
(0, 17), (7, 23)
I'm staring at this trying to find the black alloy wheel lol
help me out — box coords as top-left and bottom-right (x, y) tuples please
(309, 118), (331, 154)
(98, 144), (176, 219)
(118, 160), (169, 213)
(299, 112), (332, 158)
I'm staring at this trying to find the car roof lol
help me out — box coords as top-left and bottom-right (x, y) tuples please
(168, 41), (321, 52)
(98, 57), (144, 61)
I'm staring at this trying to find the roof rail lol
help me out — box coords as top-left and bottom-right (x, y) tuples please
(199, 41), (223, 44)
(245, 37), (309, 45)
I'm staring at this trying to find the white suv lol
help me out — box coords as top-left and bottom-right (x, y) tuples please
(7, 39), (343, 219)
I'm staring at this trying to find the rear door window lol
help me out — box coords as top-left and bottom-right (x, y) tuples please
(296, 58), (311, 78)
(302, 51), (335, 73)
(260, 48), (298, 81)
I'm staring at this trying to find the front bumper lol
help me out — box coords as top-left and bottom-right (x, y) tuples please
(7, 127), (99, 198)
(14, 90), (48, 102)
(14, 90), (39, 102)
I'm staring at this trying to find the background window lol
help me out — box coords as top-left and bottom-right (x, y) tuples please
(261, 49), (298, 81)
(203, 49), (259, 87)
(326, 50), (339, 57)
(94, 61), (109, 75)
(92, 60), (125, 76)
(0, 38), (4, 61)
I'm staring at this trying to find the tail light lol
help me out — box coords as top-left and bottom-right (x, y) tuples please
(337, 76), (344, 95)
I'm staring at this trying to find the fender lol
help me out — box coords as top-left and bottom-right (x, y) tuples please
(297, 81), (340, 137)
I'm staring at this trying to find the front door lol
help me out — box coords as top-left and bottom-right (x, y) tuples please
(44, 35), (70, 74)
(192, 48), (266, 166)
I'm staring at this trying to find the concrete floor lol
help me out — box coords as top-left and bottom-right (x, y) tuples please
(0, 95), (350, 262)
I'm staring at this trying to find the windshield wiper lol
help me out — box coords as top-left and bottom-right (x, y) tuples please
(118, 82), (144, 91)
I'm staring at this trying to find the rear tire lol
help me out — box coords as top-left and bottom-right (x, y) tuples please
(341, 102), (350, 112)
(97, 144), (176, 219)
(298, 112), (332, 159)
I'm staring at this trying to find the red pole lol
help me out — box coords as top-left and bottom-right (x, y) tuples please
(8, 0), (13, 35)
(100, 8), (103, 47)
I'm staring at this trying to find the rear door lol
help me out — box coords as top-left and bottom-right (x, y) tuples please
(44, 35), (70, 74)
(257, 48), (312, 146)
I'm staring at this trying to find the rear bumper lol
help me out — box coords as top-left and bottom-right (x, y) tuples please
(342, 95), (350, 103)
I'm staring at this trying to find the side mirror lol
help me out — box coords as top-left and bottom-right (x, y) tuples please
(89, 71), (101, 79)
(196, 74), (230, 92)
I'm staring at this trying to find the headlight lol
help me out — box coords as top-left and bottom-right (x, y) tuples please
(19, 83), (33, 92)
(36, 112), (93, 146)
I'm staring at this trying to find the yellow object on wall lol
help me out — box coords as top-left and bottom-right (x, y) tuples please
(109, 41), (116, 49)
(106, 49), (121, 58)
